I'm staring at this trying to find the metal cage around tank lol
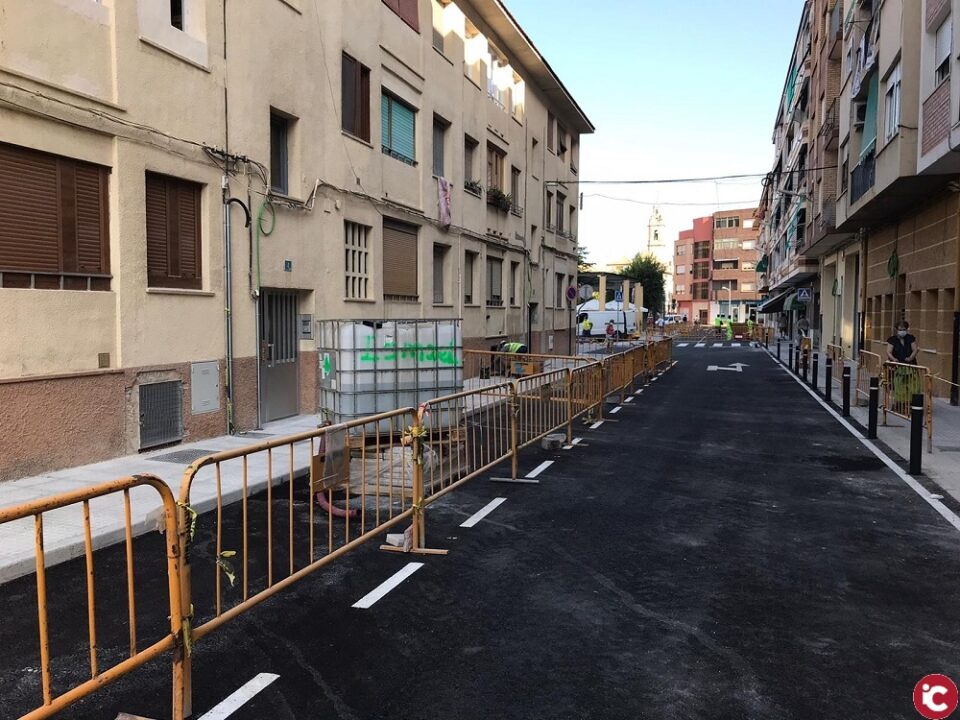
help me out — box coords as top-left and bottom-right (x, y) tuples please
(316, 319), (464, 427)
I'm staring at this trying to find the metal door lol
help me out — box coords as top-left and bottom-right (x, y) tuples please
(260, 289), (299, 421)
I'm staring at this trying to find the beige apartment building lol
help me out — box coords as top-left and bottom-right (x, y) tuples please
(0, 0), (592, 480)
(759, 0), (959, 395)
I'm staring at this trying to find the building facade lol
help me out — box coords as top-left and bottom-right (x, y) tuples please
(675, 210), (760, 324)
(0, 0), (592, 480)
(759, 0), (959, 395)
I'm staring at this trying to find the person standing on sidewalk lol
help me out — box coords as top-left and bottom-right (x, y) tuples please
(886, 321), (918, 364)
(605, 320), (616, 352)
(886, 321), (920, 407)
(581, 317), (593, 339)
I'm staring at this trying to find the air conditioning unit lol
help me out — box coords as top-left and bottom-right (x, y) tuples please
(853, 101), (867, 129)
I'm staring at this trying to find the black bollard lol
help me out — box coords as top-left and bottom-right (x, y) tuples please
(802, 351), (809, 383)
(825, 358), (833, 404)
(788, 343), (794, 370)
(794, 346), (801, 375)
(842, 367), (851, 417)
(868, 376), (879, 439)
(765, 331), (769, 350)
(910, 393), (924, 475)
(777, 339), (781, 362)
(812, 353), (819, 392)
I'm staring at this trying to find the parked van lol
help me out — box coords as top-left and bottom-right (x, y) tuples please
(576, 299), (645, 338)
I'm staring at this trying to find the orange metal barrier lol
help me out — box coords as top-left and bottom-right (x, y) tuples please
(7, 338), (678, 717)
(176, 408), (418, 714)
(463, 349), (588, 381)
(882, 361), (933, 451)
(856, 350), (883, 406)
(0, 474), (185, 720)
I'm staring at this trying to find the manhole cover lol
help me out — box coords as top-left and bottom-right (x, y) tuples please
(149, 448), (220, 464)
(937, 446), (960, 453)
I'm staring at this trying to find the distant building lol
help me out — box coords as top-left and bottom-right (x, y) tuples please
(675, 209), (761, 324)
(646, 208), (674, 310)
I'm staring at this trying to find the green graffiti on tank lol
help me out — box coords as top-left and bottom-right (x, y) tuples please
(359, 336), (462, 366)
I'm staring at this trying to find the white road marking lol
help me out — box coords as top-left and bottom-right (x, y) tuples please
(461, 498), (508, 528)
(562, 437), (583, 450)
(198, 673), (280, 719)
(712, 343), (724, 348)
(353, 563), (424, 609)
(731, 342), (741, 347)
(771, 349), (960, 534)
(677, 343), (689, 348)
(610, 406), (622, 414)
(526, 460), (554, 478)
(651, 377), (659, 382)
(624, 397), (634, 403)
(634, 389), (644, 395)
(695, 343), (706, 348)
(590, 421), (604, 429)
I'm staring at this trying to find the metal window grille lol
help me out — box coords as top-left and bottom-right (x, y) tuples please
(139, 381), (183, 450)
(345, 221), (370, 299)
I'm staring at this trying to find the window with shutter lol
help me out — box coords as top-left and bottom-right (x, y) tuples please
(433, 244), (447, 304)
(270, 111), (289, 195)
(382, 219), (418, 300)
(0, 142), (110, 290)
(486, 257), (503, 306)
(432, 117), (447, 177)
(382, 0), (420, 32)
(145, 172), (203, 290)
(342, 53), (371, 141)
(381, 92), (417, 165)
(464, 251), (476, 303)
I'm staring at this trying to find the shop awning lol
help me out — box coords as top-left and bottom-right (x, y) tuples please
(783, 292), (803, 312)
(757, 289), (793, 314)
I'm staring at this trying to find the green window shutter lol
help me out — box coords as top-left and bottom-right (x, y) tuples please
(392, 101), (415, 161)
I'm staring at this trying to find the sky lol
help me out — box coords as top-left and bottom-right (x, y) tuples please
(505, 0), (804, 267)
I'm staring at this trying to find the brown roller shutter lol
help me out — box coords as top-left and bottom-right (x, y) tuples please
(74, 163), (109, 273)
(382, 219), (418, 299)
(146, 172), (202, 289)
(0, 143), (60, 273)
(0, 142), (109, 280)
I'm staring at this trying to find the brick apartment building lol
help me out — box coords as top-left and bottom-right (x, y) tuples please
(674, 209), (761, 324)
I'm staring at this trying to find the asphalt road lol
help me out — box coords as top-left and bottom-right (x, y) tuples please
(4, 342), (960, 719)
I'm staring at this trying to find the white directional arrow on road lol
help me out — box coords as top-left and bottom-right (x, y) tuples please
(707, 363), (750, 373)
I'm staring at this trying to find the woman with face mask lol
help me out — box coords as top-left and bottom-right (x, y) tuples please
(886, 321), (918, 364)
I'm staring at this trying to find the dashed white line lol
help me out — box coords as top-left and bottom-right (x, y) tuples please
(353, 563), (424, 609)
(712, 343), (723, 348)
(562, 437), (583, 450)
(610, 406), (622, 414)
(624, 397), (634, 403)
(527, 460), (554, 478)
(677, 343), (689, 348)
(461, 498), (508, 528)
(695, 343), (706, 348)
(589, 421), (604, 430)
(731, 342), (741, 347)
(634, 389), (644, 395)
(198, 673), (280, 719)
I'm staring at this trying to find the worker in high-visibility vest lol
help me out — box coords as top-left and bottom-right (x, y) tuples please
(581, 317), (593, 338)
(499, 341), (528, 354)
(725, 318), (734, 341)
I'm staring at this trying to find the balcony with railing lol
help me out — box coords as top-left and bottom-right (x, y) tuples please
(850, 146), (876, 204)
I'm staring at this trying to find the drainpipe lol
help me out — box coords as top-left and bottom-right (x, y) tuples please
(223, 188), (251, 434)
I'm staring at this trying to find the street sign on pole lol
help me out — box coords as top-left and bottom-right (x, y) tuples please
(614, 290), (623, 303)
(797, 287), (812, 303)
(566, 285), (577, 302)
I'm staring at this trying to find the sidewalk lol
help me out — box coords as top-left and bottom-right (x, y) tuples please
(768, 345), (960, 497)
(0, 415), (320, 583)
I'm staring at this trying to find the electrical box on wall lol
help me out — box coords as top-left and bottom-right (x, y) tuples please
(299, 314), (314, 340)
(190, 361), (221, 415)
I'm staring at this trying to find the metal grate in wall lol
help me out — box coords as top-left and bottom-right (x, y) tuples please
(139, 380), (184, 450)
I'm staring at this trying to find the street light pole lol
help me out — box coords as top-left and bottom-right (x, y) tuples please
(725, 285), (732, 321)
